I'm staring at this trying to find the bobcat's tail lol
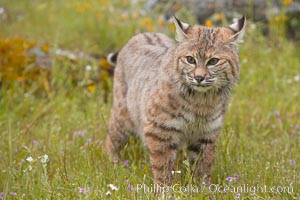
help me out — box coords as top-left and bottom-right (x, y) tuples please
(107, 52), (118, 66)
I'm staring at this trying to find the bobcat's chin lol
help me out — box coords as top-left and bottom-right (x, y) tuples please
(191, 85), (213, 92)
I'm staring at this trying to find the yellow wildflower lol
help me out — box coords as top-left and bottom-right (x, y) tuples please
(169, 23), (176, 31)
(76, 5), (84, 14)
(274, 16), (281, 23)
(157, 18), (164, 27)
(141, 17), (154, 32)
(205, 20), (213, 27)
(99, 58), (110, 70)
(17, 76), (25, 82)
(41, 45), (49, 53)
(132, 13), (139, 20)
(141, 18), (151, 25)
(283, 0), (292, 6)
(84, 2), (92, 9)
(216, 13), (223, 21)
(98, 0), (106, 5)
(120, 13), (129, 20)
(87, 84), (96, 93)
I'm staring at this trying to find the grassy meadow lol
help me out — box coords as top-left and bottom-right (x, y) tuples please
(0, 0), (299, 199)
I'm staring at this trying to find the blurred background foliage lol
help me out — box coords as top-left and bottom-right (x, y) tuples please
(0, 0), (299, 100)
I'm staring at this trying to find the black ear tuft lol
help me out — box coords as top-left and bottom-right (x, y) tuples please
(229, 15), (246, 33)
(173, 16), (184, 30)
(173, 15), (190, 42)
(228, 16), (246, 43)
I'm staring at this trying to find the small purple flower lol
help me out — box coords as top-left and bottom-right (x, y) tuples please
(124, 160), (129, 166)
(271, 125), (276, 129)
(78, 187), (87, 194)
(127, 184), (134, 191)
(235, 193), (241, 199)
(76, 130), (85, 136)
(60, 151), (65, 157)
(113, 156), (119, 164)
(277, 118), (282, 124)
(0, 192), (3, 199)
(86, 138), (92, 144)
(10, 192), (17, 196)
(274, 110), (280, 116)
(289, 159), (296, 165)
(226, 177), (234, 182)
(295, 124), (300, 130)
(234, 174), (239, 180)
(33, 140), (38, 146)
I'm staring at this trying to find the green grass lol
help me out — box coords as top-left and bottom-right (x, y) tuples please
(0, 0), (299, 199)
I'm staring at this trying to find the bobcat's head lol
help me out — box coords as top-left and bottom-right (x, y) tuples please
(173, 16), (246, 93)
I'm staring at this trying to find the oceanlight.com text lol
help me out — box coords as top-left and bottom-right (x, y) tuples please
(208, 184), (294, 195)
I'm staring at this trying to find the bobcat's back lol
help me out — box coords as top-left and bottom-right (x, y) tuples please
(117, 32), (174, 85)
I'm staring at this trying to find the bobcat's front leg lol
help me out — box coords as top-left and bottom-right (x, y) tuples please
(188, 136), (218, 185)
(144, 125), (178, 185)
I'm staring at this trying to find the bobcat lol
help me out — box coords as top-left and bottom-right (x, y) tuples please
(105, 16), (246, 185)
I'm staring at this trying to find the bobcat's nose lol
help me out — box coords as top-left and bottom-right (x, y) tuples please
(194, 75), (205, 83)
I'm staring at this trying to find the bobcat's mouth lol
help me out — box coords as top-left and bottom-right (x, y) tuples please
(186, 75), (217, 91)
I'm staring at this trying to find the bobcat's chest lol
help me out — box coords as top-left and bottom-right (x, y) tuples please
(163, 104), (224, 140)
(185, 112), (224, 136)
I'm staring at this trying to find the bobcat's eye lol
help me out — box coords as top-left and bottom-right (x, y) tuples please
(186, 56), (196, 65)
(207, 58), (220, 66)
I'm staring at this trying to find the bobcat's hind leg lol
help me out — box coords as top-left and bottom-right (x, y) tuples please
(105, 111), (131, 158)
(104, 66), (132, 159)
(104, 110), (132, 158)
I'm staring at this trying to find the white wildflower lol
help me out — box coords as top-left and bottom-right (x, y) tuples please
(294, 75), (300, 82)
(242, 58), (248, 64)
(108, 184), (119, 191)
(106, 191), (111, 196)
(250, 24), (256, 30)
(85, 65), (92, 71)
(0, 7), (5, 15)
(40, 154), (49, 164)
(67, 52), (77, 60)
(26, 156), (34, 162)
(171, 170), (181, 175)
(55, 49), (63, 55)
(23, 165), (33, 172)
(55, 49), (77, 60)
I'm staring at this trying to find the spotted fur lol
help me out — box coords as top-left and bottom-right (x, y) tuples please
(104, 16), (246, 185)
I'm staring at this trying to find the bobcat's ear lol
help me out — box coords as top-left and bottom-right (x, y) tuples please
(227, 16), (246, 44)
(173, 16), (190, 42)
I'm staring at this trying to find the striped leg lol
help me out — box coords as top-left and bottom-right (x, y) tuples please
(144, 127), (178, 185)
(188, 138), (216, 185)
(104, 108), (132, 158)
(104, 66), (132, 158)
